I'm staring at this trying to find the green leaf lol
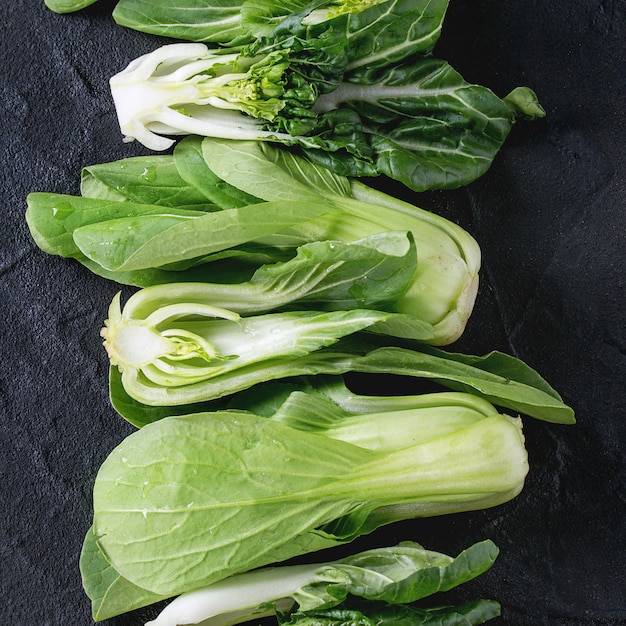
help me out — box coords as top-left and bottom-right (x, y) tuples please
(72, 199), (332, 272)
(200, 138), (332, 204)
(173, 136), (263, 209)
(80, 526), (167, 621)
(504, 86), (546, 120)
(25, 193), (205, 259)
(296, 540), (499, 607)
(286, 600), (501, 626)
(348, 345), (576, 424)
(345, 0), (450, 71)
(93, 411), (367, 595)
(309, 57), (522, 191)
(112, 0), (251, 45)
(109, 365), (228, 429)
(81, 154), (220, 211)
(44, 0), (97, 13)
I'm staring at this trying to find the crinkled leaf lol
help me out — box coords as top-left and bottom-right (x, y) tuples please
(345, 0), (449, 71)
(285, 600), (500, 626)
(293, 541), (499, 610)
(307, 58), (530, 191)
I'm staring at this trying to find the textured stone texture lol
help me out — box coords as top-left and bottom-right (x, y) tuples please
(1, 1), (624, 624)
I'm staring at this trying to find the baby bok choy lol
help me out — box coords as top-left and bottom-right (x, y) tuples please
(142, 540), (501, 626)
(83, 402), (527, 614)
(26, 136), (482, 346)
(109, 37), (544, 192)
(103, 280), (575, 426)
(101, 291), (399, 407)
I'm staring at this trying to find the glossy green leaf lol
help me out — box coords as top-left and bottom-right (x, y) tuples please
(81, 154), (220, 211)
(344, 0), (449, 71)
(72, 199), (331, 271)
(112, 0), (250, 45)
(25, 193), (205, 259)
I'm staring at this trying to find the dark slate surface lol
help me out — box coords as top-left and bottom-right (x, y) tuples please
(1, 1), (624, 624)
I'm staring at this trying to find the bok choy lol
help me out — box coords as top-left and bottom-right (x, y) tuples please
(100, 291), (399, 403)
(26, 136), (482, 345)
(103, 281), (575, 425)
(109, 39), (543, 192)
(84, 403), (527, 613)
(143, 540), (501, 626)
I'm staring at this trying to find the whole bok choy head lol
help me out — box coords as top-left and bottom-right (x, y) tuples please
(109, 4), (544, 194)
(81, 389), (527, 618)
(141, 540), (501, 626)
(26, 136), (482, 346)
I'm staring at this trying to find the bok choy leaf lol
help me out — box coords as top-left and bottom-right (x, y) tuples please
(88, 408), (527, 600)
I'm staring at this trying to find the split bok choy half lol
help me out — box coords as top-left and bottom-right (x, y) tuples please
(101, 290), (399, 407)
(26, 136), (482, 346)
(109, 35), (544, 192)
(81, 385), (528, 619)
(102, 283), (575, 428)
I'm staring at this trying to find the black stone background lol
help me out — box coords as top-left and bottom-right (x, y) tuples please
(1, 1), (624, 624)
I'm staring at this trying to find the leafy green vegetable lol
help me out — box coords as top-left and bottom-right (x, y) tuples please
(101, 289), (411, 406)
(26, 136), (481, 345)
(93, 232), (419, 314)
(283, 601), (501, 626)
(80, 527), (168, 621)
(106, 325), (575, 425)
(140, 540), (499, 626)
(109, 38), (542, 191)
(88, 408), (526, 600)
(113, 0), (252, 46)
(44, 0), (97, 13)
(112, 0), (450, 65)
(80, 383), (505, 619)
